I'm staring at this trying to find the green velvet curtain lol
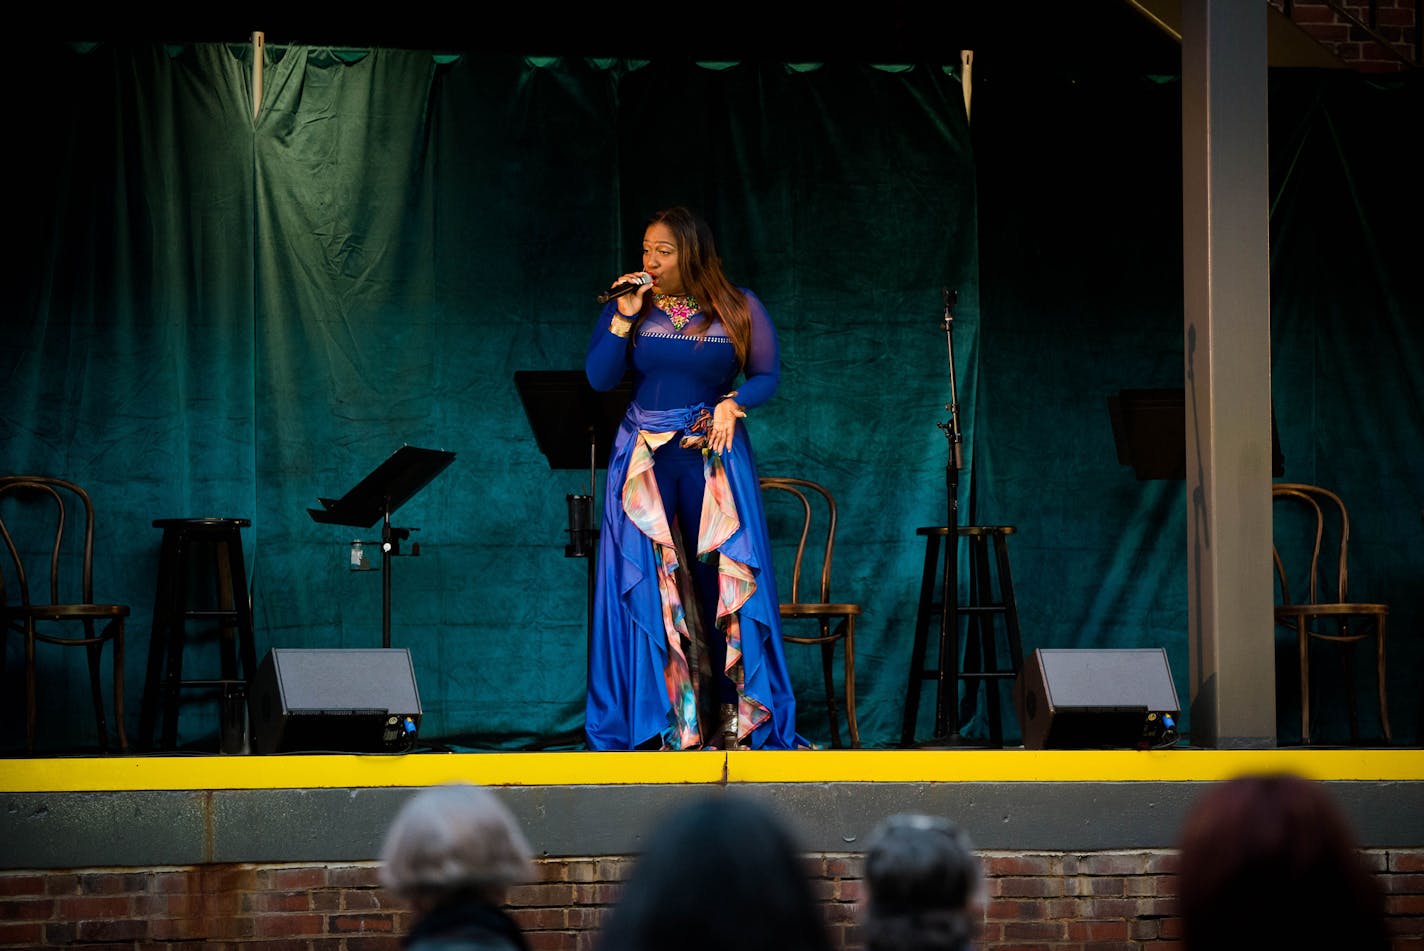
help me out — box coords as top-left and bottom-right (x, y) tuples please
(7, 42), (978, 751)
(5, 41), (1419, 752)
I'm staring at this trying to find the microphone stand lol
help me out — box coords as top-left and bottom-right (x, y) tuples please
(932, 288), (965, 742)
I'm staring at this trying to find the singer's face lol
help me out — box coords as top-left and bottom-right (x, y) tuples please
(642, 223), (685, 294)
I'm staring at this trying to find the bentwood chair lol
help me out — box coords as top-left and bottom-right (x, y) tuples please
(759, 477), (861, 748)
(1271, 482), (1390, 744)
(0, 476), (129, 752)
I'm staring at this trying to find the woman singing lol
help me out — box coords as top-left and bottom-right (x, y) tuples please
(584, 206), (805, 751)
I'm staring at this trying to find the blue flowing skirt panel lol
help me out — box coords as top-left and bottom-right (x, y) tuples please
(584, 404), (805, 750)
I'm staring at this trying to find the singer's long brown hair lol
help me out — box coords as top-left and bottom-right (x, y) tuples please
(634, 206), (752, 369)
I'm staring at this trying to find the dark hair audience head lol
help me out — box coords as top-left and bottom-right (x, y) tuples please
(862, 814), (982, 951)
(595, 791), (833, 951)
(1176, 771), (1387, 951)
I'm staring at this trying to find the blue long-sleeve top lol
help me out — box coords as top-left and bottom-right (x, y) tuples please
(585, 288), (780, 410)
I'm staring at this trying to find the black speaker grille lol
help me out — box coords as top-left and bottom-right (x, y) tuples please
(1014, 648), (1180, 749)
(249, 648), (422, 754)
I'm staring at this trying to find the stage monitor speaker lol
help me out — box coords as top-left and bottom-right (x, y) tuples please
(1014, 648), (1180, 749)
(249, 648), (423, 754)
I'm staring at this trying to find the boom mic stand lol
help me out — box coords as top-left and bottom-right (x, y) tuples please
(933, 288), (965, 742)
(903, 290), (1024, 749)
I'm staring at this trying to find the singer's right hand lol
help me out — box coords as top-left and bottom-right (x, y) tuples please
(614, 272), (652, 316)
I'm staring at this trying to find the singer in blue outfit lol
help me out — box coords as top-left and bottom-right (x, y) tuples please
(584, 206), (806, 751)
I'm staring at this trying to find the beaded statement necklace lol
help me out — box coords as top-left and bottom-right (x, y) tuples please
(653, 292), (701, 330)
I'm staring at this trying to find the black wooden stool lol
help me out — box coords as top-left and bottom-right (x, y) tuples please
(139, 518), (257, 752)
(901, 525), (1025, 747)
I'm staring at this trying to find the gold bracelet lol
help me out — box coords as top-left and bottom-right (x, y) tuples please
(609, 315), (633, 338)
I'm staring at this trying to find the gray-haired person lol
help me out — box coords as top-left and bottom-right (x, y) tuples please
(380, 783), (534, 951)
(861, 814), (983, 951)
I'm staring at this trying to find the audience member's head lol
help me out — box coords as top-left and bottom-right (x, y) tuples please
(1176, 772), (1388, 951)
(379, 783), (533, 914)
(862, 813), (982, 951)
(595, 791), (833, 951)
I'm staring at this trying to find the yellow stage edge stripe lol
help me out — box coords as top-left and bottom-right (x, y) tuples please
(726, 748), (1424, 783)
(0, 751), (727, 793)
(2, 748), (1423, 793)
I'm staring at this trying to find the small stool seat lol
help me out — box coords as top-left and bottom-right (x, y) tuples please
(139, 518), (257, 752)
(901, 525), (1024, 748)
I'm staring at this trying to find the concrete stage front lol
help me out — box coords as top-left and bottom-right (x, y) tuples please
(5, 748), (1423, 869)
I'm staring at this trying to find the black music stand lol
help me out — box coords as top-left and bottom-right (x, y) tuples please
(309, 444), (456, 648)
(1107, 388), (1284, 480)
(514, 370), (633, 641)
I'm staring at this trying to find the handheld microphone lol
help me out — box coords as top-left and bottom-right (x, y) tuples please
(596, 273), (652, 304)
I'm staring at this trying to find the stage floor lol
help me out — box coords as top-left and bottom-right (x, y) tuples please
(5, 746), (1423, 871)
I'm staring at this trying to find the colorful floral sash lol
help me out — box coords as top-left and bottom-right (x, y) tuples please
(620, 410), (771, 749)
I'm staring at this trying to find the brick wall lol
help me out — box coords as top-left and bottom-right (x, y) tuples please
(2, 848), (1421, 950)
(1271, 0), (1420, 71)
